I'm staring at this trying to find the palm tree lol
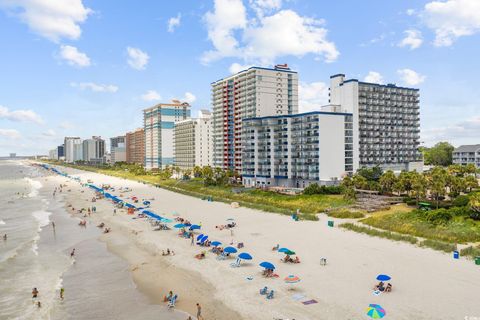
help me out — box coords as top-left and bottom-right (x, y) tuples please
(429, 167), (448, 208)
(193, 166), (202, 178)
(465, 175), (479, 192)
(379, 170), (397, 194)
(411, 171), (427, 205)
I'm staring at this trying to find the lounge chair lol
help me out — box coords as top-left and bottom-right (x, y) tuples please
(259, 286), (268, 295)
(266, 290), (274, 299)
(167, 294), (178, 308)
(230, 258), (241, 268)
(216, 253), (227, 260)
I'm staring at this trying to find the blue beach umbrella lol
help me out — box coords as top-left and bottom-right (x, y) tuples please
(238, 252), (253, 260)
(143, 201), (151, 205)
(259, 262), (275, 270)
(197, 234), (204, 241)
(278, 248), (290, 253)
(211, 241), (222, 247)
(201, 235), (209, 242)
(174, 223), (185, 229)
(376, 274), (391, 281)
(224, 246), (238, 254)
(189, 224), (201, 230)
(161, 218), (173, 223)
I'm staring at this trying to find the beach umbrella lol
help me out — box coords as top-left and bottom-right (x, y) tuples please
(161, 218), (173, 223)
(211, 241), (222, 247)
(278, 248), (291, 253)
(259, 262), (275, 270)
(189, 224), (201, 230)
(196, 234), (204, 241)
(366, 304), (386, 319)
(284, 275), (301, 284)
(376, 274), (391, 281)
(284, 250), (296, 256)
(143, 200), (151, 205)
(238, 252), (253, 260)
(224, 246), (238, 254)
(125, 203), (135, 209)
(174, 223), (185, 229)
(201, 235), (209, 242)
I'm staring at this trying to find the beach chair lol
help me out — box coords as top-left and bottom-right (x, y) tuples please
(320, 258), (327, 266)
(216, 253), (227, 260)
(259, 286), (268, 295)
(266, 290), (274, 299)
(230, 258), (241, 268)
(167, 294), (178, 308)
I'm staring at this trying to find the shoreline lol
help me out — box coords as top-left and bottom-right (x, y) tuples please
(40, 163), (480, 319)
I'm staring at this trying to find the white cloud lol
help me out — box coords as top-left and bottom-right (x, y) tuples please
(202, 0), (338, 65)
(59, 121), (74, 129)
(126, 46), (149, 70)
(249, 0), (282, 17)
(59, 45), (90, 67)
(42, 129), (56, 137)
(0, 105), (43, 124)
(398, 29), (423, 50)
(167, 13), (181, 33)
(141, 90), (162, 102)
(363, 71), (384, 84)
(229, 62), (253, 74)
(182, 92), (196, 104)
(70, 82), (118, 93)
(0, 128), (21, 139)
(298, 81), (329, 113)
(423, 0), (480, 47)
(397, 68), (426, 86)
(406, 9), (416, 16)
(0, 0), (92, 42)
(423, 116), (480, 145)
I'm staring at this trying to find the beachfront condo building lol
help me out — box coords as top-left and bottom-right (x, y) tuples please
(453, 144), (480, 168)
(174, 110), (213, 170)
(110, 136), (126, 164)
(57, 144), (64, 160)
(64, 137), (82, 163)
(83, 136), (106, 164)
(144, 100), (191, 170)
(329, 74), (422, 172)
(49, 148), (58, 160)
(241, 111), (353, 188)
(211, 64), (299, 172)
(126, 128), (145, 165)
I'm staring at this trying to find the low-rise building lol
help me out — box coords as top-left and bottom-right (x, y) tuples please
(453, 144), (480, 167)
(241, 111), (353, 188)
(174, 110), (213, 170)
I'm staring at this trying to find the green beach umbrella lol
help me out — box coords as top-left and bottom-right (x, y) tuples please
(366, 304), (386, 319)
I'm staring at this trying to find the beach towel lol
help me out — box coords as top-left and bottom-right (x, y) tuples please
(373, 290), (381, 296)
(302, 299), (318, 305)
(291, 294), (306, 301)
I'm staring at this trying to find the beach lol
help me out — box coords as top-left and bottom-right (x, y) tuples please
(3, 161), (480, 319)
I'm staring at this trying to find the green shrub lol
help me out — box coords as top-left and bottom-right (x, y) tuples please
(452, 195), (470, 207)
(460, 245), (480, 258)
(303, 183), (343, 195)
(405, 199), (417, 206)
(425, 208), (453, 225)
(327, 209), (365, 219)
(340, 223), (418, 244)
(420, 239), (457, 253)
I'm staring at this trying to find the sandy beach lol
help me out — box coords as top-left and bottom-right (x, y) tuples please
(45, 164), (480, 320)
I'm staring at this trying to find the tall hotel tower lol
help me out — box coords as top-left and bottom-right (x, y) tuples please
(211, 64), (298, 172)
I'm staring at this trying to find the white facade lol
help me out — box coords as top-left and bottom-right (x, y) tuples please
(144, 101), (191, 169)
(64, 137), (82, 163)
(110, 136), (126, 164)
(49, 149), (58, 160)
(242, 111), (353, 188)
(212, 64), (299, 172)
(453, 145), (480, 168)
(83, 136), (105, 163)
(174, 110), (213, 170)
(329, 74), (422, 172)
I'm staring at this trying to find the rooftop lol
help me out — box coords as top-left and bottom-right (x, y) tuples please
(453, 144), (480, 153)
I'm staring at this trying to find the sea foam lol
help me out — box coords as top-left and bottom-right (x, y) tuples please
(25, 178), (43, 198)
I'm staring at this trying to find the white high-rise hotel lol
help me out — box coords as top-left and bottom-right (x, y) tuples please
(211, 65), (298, 172)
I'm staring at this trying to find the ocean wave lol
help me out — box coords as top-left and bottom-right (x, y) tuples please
(24, 178), (43, 198)
(32, 210), (51, 230)
(0, 220), (5, 225)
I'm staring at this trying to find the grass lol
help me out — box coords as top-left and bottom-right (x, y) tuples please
(361, 210), (480, 244)
(460, 245), (480, 258)
(339, 223), (418, 244)
(327, 209), (365, 219)
(368, 203), (413, 217)
(45, 162), (351, 221)
(419, 239), (457, 253)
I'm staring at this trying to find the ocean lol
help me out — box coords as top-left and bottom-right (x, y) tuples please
(0, 161), (187, 320)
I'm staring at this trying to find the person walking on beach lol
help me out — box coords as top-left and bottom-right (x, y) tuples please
(52, 221), (55, 230)
(190, 233), (194, 246)
(3, 234), (6, 241)
(32, 288), (39, 299)
(113, 208), (116, 215)
(70, 248), (75, 258)
(60, 287), (64, 300)
(196, 303), (203, 320)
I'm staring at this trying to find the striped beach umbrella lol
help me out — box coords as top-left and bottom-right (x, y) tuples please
(284, 275), (301, 284)
(366, 304), (386, 319)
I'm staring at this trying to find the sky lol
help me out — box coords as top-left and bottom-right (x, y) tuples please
(0, 0), (479, 156)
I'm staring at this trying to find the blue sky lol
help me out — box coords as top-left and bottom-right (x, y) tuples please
(0, 0), (479, 155)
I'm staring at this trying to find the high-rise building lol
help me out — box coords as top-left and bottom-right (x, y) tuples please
(126, 128), (145, 165)
(329, 74), (422, 172)
(241, 111), (353, 188)
(144, 100), (191, 170)
(64, 137), (82, 163)
(49, 149), (58, 160)
(110, 136), (126, 164)
(453, 145), (480, 168)
(83, 136), (105, 164)
(211, 64), (299, 172)
(174, 110), (213, 170)
(57, 145), (64, 160)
